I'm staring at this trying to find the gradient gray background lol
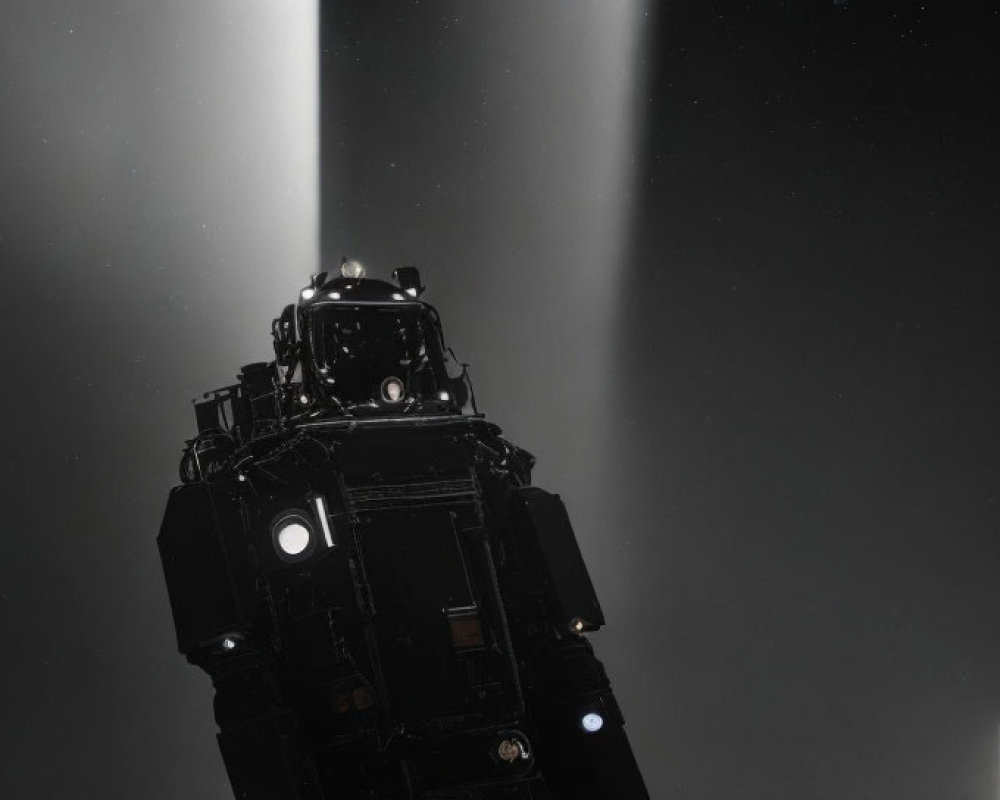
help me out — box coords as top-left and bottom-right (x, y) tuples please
(2, 2), (1000, 799)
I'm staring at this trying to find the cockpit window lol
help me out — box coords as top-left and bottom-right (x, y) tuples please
(309, 306), (431, 404)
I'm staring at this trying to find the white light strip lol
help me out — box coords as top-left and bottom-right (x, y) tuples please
(312, 494), (334, 548)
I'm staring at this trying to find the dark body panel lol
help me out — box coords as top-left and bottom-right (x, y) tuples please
(159, 270), (647, 798)
(161, 416), (647, 798)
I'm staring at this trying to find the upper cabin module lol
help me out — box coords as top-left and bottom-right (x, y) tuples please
(180, 260), (478, 484)
(275, 260), (474, 417)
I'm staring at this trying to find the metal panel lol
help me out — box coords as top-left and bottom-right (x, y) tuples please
(157, 484), (247, 653)
(343, 492), (522, 728)
(515, 487), (606, 632)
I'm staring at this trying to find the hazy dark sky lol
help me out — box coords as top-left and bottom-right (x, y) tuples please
(617, 5), (1000, 799)
(2, 2), (1000, 799)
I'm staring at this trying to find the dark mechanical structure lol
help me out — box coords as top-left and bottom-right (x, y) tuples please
(158, 262), (649, 799)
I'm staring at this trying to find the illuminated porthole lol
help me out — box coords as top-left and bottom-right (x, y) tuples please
(380, 376), (405, 404)
(270, 509), (316, 564)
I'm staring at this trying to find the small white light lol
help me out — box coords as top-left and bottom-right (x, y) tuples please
(405, 287), (418, 298)
(581, 713), (604, 733)
(300, 287), (316, 300)
(328, 291), (341, 300)
(391, 292), (405, 301)
(341, 259), (366, 279)
(237, 474), (246, 482)
(438, 390), (450, 401)
(221, 637), (236, 651)
(277, 522), (310, 556)
(299, 394), (309, 405)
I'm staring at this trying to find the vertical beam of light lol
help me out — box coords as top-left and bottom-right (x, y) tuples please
(0, 3), (318, 798)
(321, 1), (655, 780)
(146, 4), (320, 796)
(321, 0), (654, 535)
(547, 0), (655, 497)
(157, 0), (319, 377)
(567, 0), (652, 295)
(140, 3), (321, 796)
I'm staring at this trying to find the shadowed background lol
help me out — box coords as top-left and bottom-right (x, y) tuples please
(2, 1), (1000, 799)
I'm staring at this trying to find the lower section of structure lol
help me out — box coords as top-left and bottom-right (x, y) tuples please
(159, 415), (649, 800)
(212, 638), (646, 799)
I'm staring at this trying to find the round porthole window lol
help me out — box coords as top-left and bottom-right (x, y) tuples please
(270, 510), (316, 563)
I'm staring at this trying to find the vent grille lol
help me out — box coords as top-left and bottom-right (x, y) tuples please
(345, 476), (478, 512)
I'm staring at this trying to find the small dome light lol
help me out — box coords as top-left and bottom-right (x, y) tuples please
(391, 292), (405, 301)
(341, 259), (366, 279)
(328, 291), (341, 300)
(300, 287), (316, 300)
(405, 287), (419, 297)
(299, 394), (310, 405)
(581, 713), (604, 733)
(438, 390), (450, 402)
(222, 637), (236, 651)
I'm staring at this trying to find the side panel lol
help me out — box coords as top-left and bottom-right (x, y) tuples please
(157, 483), (250, 654)
(513, 487), (606, 632)
(217, 710), (325, 800)
(524, 637), (649, 799)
